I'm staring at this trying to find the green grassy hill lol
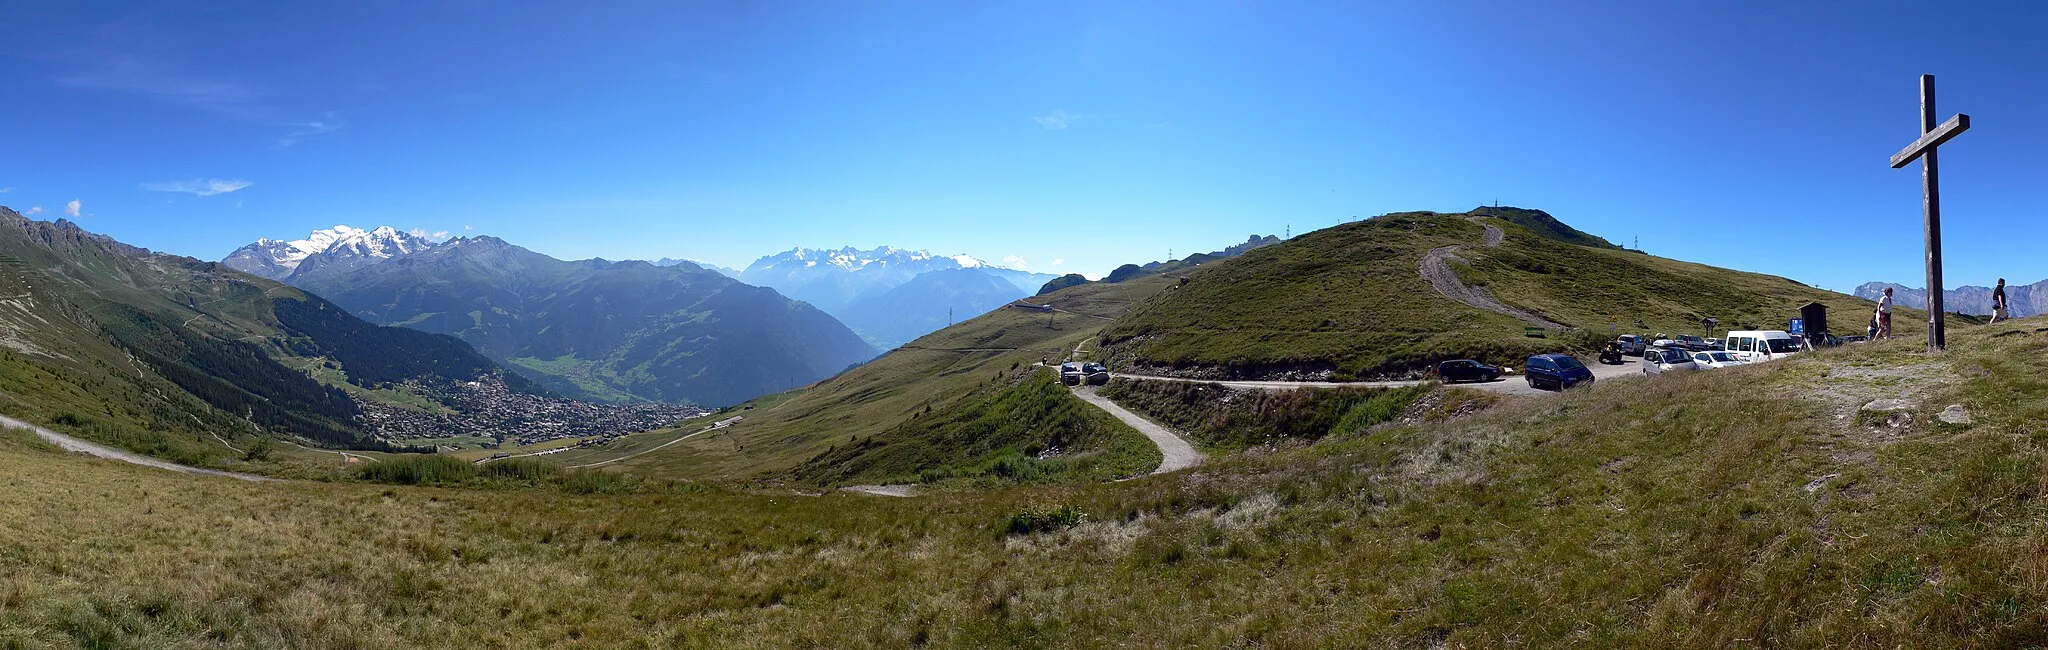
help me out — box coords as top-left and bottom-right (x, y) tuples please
(560, 275), (1181, 482)
(1101, 207), (1921, 379)
(8, 315), (2046, 646)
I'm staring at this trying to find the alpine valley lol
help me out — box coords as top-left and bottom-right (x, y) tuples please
(0, 205), (697, 458)
(224, 227), (878, 407)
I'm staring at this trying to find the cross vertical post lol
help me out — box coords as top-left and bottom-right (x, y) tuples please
(1889, 73), (1970, 353)
(1919, 75), (1944, 351)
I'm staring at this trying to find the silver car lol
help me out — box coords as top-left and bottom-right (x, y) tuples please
(1643, 348), (1698, 375)
(1690, 350), (1743, 369)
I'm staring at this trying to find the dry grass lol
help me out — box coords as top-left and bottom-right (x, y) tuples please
(4, 319), (2048, 647)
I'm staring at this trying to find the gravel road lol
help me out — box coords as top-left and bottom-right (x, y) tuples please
(1071, 386), (1203, 475)
(1, 414), (274, 482)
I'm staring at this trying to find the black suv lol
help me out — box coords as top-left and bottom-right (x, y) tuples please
(1436, 359), (1501, 383)
(1081, 362), (1111, 386)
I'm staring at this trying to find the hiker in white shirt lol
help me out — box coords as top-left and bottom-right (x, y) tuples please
(1876, 287), (1894, 340)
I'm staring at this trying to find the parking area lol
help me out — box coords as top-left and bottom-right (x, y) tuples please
(1457, 353), (1645, 397)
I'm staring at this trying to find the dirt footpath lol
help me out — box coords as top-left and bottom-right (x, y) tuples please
(1418, 217), (1567, 329)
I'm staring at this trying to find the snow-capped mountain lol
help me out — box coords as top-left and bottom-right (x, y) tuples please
(222, 225), (438, 281)
(735, 245), (1058, 348)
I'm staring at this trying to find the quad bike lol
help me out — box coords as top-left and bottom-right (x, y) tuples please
(1597, 342), (1626, 365)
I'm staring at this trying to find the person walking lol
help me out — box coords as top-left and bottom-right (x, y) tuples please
(1990, 278), (2009, 324)
(1876, 287), (1894, 339)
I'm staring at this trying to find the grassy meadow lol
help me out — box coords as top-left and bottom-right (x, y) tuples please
(6, 317), (2048, 646)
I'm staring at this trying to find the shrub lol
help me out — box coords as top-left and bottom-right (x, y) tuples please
(242, 437), (275, 462)
(480, 458), (561, 482)
(1007, 504), (1089, 535)
(357, 455), (478, 485)
(562, 470), (641, 494)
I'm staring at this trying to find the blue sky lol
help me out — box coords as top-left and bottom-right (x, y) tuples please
(1, 1), (2044, 289)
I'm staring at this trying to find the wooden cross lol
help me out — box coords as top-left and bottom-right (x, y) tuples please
(1889, 74), (1970, 352)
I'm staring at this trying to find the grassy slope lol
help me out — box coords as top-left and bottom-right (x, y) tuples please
(575, 275), (1179, 481)
(1101, 209), (1924, 378)
(0, 210), (503, 417)
(6, 317), (2047, 646)
(1099, 378), (1438, 450)
(791, 369), (1160, 487)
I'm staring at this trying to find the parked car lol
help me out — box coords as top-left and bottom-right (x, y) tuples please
(1674, 335), (1711, 351)
(1644, 347), (1699, 375)
(1436, 359), (1502, 383)
(1724, 330), (1803, 364)
(1524, 354), (1595, 391)
(1690, 350), (1744, 369)
(1705, 337), (1723, 349)
(1644, 339), (1678, 358)
(1613, 334), (1646, 355)
(1842, 335), (1869, 344)
(1059, 362), (1085, 386)
(1081, 362), (1111, 386)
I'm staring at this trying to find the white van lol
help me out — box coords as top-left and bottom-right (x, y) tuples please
(1723, 330), (1803, 364)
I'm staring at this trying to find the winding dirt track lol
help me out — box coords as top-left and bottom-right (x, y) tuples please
(1419, 217), (1567, 329)
(1071, 387), (1203, 475)
(1, 414), (274, 482)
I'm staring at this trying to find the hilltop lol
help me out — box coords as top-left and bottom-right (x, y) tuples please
(1102, 207), (1910, 380)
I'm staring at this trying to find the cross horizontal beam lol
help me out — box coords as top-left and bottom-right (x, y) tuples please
(1890, 113), (1970, 168)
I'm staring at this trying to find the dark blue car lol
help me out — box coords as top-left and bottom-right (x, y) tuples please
(1524, 353), (1594, 391)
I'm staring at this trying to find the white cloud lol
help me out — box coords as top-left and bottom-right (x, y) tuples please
(410, 228), (453, 242)
(1002, 255), (1030, 270)
(140, 178), (253, 197)
(0, 187), (13, 193)
(64, 200), (80, 218)
(57, 57), (259, 117)
(1033, 109), (1096, 130)
(1051, 258), (1066, 267)
(275, 114), (343, 149)
(23, 206), (42, 216)
(463, 225), (473, 231)
(58, 56), (342, 148)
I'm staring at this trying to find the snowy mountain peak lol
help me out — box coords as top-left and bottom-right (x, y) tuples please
(221, 224), (442, 281)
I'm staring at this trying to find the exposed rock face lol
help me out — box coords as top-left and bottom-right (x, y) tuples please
(1937, 404), (1973, 425)
(1854, 280), (2047, 318)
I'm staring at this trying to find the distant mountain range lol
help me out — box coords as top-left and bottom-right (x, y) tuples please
(225, 228), (877, 406)
(1853, 280), (2045, 318)
(735, 246), (1059, 349)
(653, 258), (741, 278)
(0, 206), (633, 453)
(222, 225), (438, 283)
